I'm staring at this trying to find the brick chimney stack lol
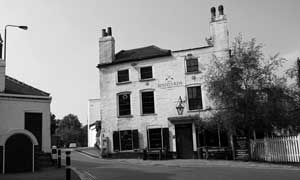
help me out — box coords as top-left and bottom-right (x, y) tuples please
(99, 27), (115, 65)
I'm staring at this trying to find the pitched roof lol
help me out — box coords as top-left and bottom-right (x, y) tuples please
(4, 75), (50, 97)
(98, 45), (171, 68)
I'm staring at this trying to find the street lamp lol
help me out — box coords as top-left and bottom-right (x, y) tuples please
(176, 96), (185, 115)
(4, 25), (28, 61)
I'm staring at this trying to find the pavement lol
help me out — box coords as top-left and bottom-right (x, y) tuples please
(0, 167), (65, 180)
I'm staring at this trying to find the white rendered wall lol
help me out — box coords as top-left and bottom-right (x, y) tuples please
(88, 99), (101, 147)
(0, 96), (51, 152)
(99, 47), (215, 153)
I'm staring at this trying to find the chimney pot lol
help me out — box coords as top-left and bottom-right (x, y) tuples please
(211, 7), (216, 20)
(102, 29), (107, 37)
(107, 27), (112, 36)
(218, 5), (224, 15)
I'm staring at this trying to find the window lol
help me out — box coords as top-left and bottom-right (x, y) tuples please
(197, 126), (228, 147)
(187, 86), (203, 110)
(117, 69), (129, 83)
(118, 93), (131, 116)
(113, 129), (139, 151)
(147, 128), (169, 150)
(140, 66), (153, 80)
(141, 91), (155, 114)
(186, 57), (199, 73)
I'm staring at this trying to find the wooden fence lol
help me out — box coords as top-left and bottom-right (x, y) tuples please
(250, 134), (300, 163)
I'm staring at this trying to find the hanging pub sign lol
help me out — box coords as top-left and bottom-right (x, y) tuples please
(234, 136), (250, 161)
(158, 75), (183, 89)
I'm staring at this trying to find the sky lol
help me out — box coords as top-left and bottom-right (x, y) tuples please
(1, 0), (299, 124)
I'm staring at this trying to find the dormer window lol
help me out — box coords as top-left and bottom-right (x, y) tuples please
(186, 54), (199, 73)
(117, 69), (129, 83)
(140, 66), (153, 80)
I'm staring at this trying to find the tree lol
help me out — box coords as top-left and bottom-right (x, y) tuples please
(55, 114), (82, 146)
(50, 113), (59, 135)
(79, 125), (88, 147)
(205, 35), (294, 137)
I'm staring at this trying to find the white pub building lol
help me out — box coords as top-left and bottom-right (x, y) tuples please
(97, 6), (229, 159)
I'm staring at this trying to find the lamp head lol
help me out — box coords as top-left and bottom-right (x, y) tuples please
(18, 26), (28, 30)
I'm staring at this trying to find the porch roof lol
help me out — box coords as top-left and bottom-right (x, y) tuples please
(168, 115), (200, 124)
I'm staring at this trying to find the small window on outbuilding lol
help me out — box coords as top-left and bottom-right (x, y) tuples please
(117, 69), (129, 83)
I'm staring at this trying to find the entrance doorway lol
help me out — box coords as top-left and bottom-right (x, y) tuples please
(175, 124), (193, 159)
(5, 134), (33, 173)
(25, 112), (42, 151)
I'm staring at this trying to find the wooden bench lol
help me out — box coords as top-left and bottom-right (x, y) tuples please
(199, 146), (231, 160)
(143, 148), (168, 160)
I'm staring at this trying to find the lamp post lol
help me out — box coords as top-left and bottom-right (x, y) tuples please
(4, 25), (28, 61)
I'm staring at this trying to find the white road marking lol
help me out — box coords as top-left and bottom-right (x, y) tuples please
(76, 151), (98, 160)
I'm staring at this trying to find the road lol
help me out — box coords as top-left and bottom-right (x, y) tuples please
(64, 150), (300, 180)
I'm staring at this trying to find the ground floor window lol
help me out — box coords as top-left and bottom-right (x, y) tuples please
(147, 128), (169, 150)
(113, 129), (139, 151)
(197, 127), (228, 147)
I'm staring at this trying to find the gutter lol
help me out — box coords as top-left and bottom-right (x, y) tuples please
(0, 93), (52, 100)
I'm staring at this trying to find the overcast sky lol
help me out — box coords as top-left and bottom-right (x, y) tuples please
(1, 0), (299, 124)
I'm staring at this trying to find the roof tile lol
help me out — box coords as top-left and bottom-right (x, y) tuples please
(4, 75), (50, 96)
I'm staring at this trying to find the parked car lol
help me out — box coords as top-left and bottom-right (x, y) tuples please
(69, 143), (77, 148)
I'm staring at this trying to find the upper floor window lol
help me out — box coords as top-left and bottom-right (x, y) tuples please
(187, 86), (203, 110)
(140, 66), (153, 80)
(117, 69), (129, 83)
(118, 92), (131, 116)
(186, 55), (199, 73)
(141, 91), (155, 114)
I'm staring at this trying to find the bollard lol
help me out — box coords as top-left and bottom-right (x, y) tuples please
(57, 149), (61, 168)
(66, 151), (71, 180)
(143, 149), (147, 160)
(159, 149), (162, 160)
(51, 146), (57, 165)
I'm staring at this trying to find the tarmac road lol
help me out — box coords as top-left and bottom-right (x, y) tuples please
(65, 150), (300, 180)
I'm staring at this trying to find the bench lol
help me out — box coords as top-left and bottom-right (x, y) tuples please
(198, 146), (232, 160)
(143, 148), (168, 160)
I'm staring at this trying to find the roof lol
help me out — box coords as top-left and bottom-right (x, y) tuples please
(4, 75), (50, 97)
(98, 45), (171, 68)
(172, 45), (212, 53)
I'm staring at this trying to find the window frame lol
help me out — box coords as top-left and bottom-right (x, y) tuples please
(140, 89), (155, 115)
(117, 92), (132, 117)
(117, 69), (130, 84)
(186, 85), (203, 111)
(140, 66), (153, 80)
(147, 127), (169, 150)
(113, 129), (139, 152)
(185, 54), (199, 73)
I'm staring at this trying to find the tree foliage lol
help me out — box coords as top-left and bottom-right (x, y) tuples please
(55, 114), (82, 146)
(50, 113), (57, 135)
(205, 35), (298, 136)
